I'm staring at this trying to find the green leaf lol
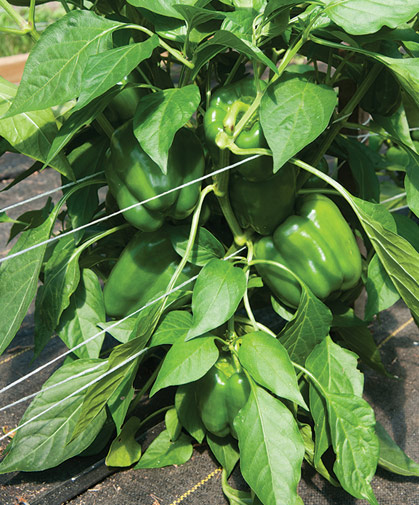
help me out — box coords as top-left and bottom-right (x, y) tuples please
(327, 393), (379, 505)
(127, 0), (199, 19)
(0, 77), (73, 178)
(6, 11), (122, 115)
(150, 336), (219, 396)
(221, 468), (253, 505)
(105, 416), (142, 467)
(207, 433), (239, 477)
(165, 407), (182, 441)
(352, 196), (419, 319)
(133, 85), (201, 173)
(260, 76), (337, 171)
(76, 36), (159, 110)
(306, 336), (364, 467)
(186, 259), (247, 340)
(365, 254), (400, 320)
(234, 385), (305, 505)
(175, 383), (206, 443)
(58, 269), (106, 359)
(238, 331), (307, 409)
(0, 359), (107, 473)
(169, 225), (225, 266)
(376, 421), (419, 477)
(278, 286), (332, 365)
(70, 337), (147, 442)
(0, 206), (58, 356)
(107, 372), (136, 434)
(195, 30), (278, 77)
(98, 317), (137, 344)
(378, 56), (419, 107)
(150, 310), (193, 347)
(321, 0), (419, 36)
(135, 430), (193, 469)
(34, 236), (82, 356)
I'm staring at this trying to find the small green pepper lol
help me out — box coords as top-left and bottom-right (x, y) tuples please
(254, 194), (362, 308)
(103, 226), (198, 318)
(360, 67), (401, 117)
(204, 78), (273, 181)
(105, 121), (205, 232)
(196, 354), (250, 439)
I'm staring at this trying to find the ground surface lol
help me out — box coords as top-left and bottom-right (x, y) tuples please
(0, 155), (418, 505)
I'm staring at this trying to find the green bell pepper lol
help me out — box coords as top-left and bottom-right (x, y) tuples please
(230, 164), (298, 235)
(196, 354), (250, 439)
(103, 226), (198, 318)
(105, 72), (148, 126)
(204, 78), (273, 181)
(360, 66), (401, 117)
(105, 121), (205, 232)
(254, 194), (362, 308)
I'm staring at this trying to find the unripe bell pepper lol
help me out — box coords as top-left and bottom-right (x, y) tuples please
(360, 67), (401, 117)
(204, 78), (273, 181)
(196, 354), (250, 439)
(105, 121), (205, 232)
(103, 226), (198, 318)
(254, 194), (362, 308)
(229, 164), (298, 235)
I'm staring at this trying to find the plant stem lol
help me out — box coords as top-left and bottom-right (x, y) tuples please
(213, 150), (247, 246)
(243, 241), (258, 331)
(128, 364), (162, 415)
(292, 362), (328, 397)
(0, 0), (39, 41)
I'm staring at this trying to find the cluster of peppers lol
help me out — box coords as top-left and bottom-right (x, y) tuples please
(103, 77), (363, 438)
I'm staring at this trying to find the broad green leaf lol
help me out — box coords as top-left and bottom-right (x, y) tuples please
(327, 393), (379, 505)
(133, 85), (201, 173)
(260, 76), (337, 171)
(321, 0), (419, 36)
(105, 416), (142, 467)
(76, 36), (159, 110)
(175, 383), (206, 443)
(135, 430), (193, 469)
(335, 325), (389, 376)
(378, 56), (419, 107)
(365, 254), (400, 320)
(150, 336), (219, 396)
(306, 336), (364, 467)
(278, 286), (332, 365)
(207, 433), (239, 477)
(165, 407), (182, 441)
(150, 310), (193, 347)
(34, 236), (82, 356)
(376, 421), (419, 477)
(373, 105), (416, 151)
(70, 337), (147, 441)
(195, 30), (278, 76)
(353, 196), (419, 319)
(44, 90), (117, 169)
(169, 225), (225, 266)
(186, 259), (247, 340)
(0, 77), (72, 177)
(0, 205), (58, 356)
(107, 371), (136, 434)
(58, 269), (106, 359)
(0, 359), (107, 473)
(98, 317), (137, 344)
(238, 331), (307, 409)
(394, 213), (419, 252)
(234, 385), (305, 505)
(221, 468), (253, 505)
(6, 11), (122, 115)
(127, 0), (199, 19)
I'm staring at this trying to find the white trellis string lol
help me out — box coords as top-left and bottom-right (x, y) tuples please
(381, 192), (407, 204)
(0, 172), (104, 215)
(0, 247), (246, 404)
(0, 155), (260, 265)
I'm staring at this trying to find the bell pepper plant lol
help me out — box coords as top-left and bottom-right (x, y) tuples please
(0, 1), (419, 505)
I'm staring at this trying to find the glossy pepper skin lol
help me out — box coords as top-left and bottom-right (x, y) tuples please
(254, 194), (362, 308)
(230, 164), (298, 235)
(196, 354), (250, 439)
(103, 226), (198, 318)
(105, 121), (205, 232)
(360, 67), (401, 117)
(204, 78), (273, 181)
